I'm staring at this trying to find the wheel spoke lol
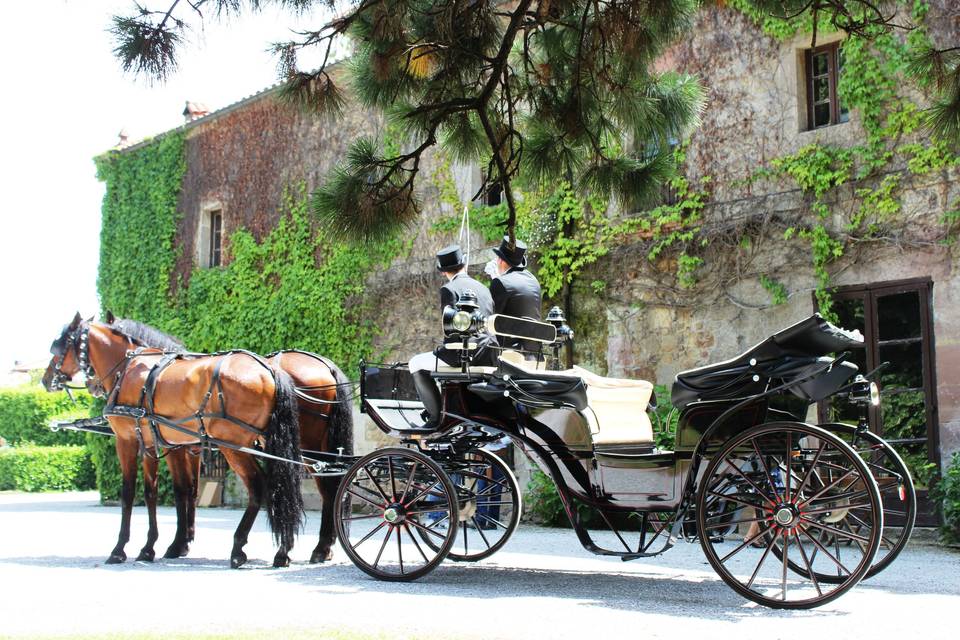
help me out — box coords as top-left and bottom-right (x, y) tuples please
(346, 486), (386, 509)
(794, 441), (826, 497)
(408, 518), (450, 541)
(723, 458), (776, 504)
(404, 479), (443, 507)
(388, 456), (397, 501)
(475, 512), (507, 530)
(398, 461), (419, 504)
(404, 523), (430, 563)
(706, 490), (765, 510)
(799, 525), (851, 575)
(472, 516), (493, 549)
(362, 465), (392, 504)
(396, 525), (404, 574)
(794, 530), (822, 597)
(802, 502), (873, 516)
(702, 515), (772, 531)
(372, 524), (393, 569)
(781, 530), (789, 601)
(801, 519), (873, 544)
(746, 528), (780, 589)
(799, 468), (857, 508)
(341, 513), (384, 522)
(785, 432), (792, 502)
(354, 520), (387, 548)
(719, 524), (774, 563)
(751, 439), (781, 500)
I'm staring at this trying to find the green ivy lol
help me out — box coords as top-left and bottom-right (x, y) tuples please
(737, 0), (958, 314)
(759, 274), (788, 306)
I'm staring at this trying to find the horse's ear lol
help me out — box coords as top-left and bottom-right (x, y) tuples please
(70, 312), (82, 328)
(105, 310), (115, 324)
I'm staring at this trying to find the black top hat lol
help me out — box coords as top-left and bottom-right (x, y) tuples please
(493, 236), (527, 268)
(436, 244), (465, 272)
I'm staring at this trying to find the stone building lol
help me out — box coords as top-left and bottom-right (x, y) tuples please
(106, 2), (958, 522)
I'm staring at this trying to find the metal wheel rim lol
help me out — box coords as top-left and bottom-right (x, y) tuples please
(334, 447), (459, 581)
(416, 449), (522, 562)
(696, 422), (883, 609)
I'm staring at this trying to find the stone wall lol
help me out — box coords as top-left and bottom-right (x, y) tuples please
(166, 2), (959, 470)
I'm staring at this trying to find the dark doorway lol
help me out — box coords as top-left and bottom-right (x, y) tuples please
(817, 277), (940, 525)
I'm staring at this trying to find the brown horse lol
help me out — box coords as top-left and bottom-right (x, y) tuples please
(148, 348), (353, 564)
(42, 313), (304, 568)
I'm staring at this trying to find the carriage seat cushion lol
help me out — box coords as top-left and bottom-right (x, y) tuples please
(571, 366), (655, 446)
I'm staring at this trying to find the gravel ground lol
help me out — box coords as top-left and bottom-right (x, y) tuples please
(0, 491), (958, 639)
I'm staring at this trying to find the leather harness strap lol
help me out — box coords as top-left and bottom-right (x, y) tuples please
(105, 349), (274, 459)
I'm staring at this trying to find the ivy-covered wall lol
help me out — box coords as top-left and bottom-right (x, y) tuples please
(95, 0), (960, 471)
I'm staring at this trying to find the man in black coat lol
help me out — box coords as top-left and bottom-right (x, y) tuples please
(409, 244), (496, 427)
(489, 236), (543, 353)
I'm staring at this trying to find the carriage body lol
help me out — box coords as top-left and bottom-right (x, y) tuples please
(339, 313), (912, 608)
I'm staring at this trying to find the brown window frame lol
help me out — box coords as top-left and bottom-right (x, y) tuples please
(805, 42), (849, 130)
(815, 277), (941, 525)
(209, 209), (223, 267)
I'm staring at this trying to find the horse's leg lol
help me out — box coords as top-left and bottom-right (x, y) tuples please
(135, 453), (159, 562)
(187, 446), (201, 543)
(107, 437), (139, 564)
(311, 475), (339, 563)
(163, 449), (193, 559)
(220, 449), (265, 569)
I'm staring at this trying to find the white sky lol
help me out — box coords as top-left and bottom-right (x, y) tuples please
(0, 0), (334, 369)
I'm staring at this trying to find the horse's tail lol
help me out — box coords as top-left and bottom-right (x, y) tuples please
(264, 368), (304, 551)
(326, 360), (354, 456)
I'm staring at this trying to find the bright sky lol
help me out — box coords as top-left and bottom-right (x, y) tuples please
(0, 0), (334, 370)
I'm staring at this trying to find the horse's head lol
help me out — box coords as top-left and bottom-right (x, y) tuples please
(42, 312), (92, 392)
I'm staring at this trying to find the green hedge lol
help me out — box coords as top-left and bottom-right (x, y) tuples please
(0, 445), (96, 491)
(0, 388), (96, 446)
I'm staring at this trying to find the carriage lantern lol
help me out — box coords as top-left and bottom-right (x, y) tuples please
(546, 306), (573, 370)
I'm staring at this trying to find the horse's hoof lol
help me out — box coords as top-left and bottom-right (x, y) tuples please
(136, 549), (155, 562)
(273, 554), (291, 568)
(105, 552), (126, 564)
(309, 548), (333, 564)
(163, 543), (189, 559)
(230, 552), (247, 569)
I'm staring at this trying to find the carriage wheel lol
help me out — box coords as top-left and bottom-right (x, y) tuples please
(696, 422), (882, 609)
(772, 424), (915, 583)
(334, 447), (459, 581)
(416, 449), (522, 562)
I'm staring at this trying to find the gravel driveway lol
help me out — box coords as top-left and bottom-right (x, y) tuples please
(1, 491), (958, 639)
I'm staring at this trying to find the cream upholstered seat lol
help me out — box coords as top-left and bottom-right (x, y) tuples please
(572, 366), (655, 446)
(495, 355), (655, 446)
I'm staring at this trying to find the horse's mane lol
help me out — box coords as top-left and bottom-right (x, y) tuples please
(108, 318), (186, 352)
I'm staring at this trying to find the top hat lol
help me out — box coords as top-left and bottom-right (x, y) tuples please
(493, 236), (527, 268)
(436, 244), (465, 272)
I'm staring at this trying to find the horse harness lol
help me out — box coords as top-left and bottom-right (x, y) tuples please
(104, 349), (277, 461)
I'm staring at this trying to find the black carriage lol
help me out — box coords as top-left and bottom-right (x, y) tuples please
(334, 309), (915, 609)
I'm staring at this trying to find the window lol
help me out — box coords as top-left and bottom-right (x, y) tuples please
(196, 204), (224, 268)
(209, 209), (223, 267)
(805, 42), (849, 129)
(816, 278), (940, 525)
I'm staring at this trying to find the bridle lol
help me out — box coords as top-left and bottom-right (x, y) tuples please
(49, 323), (132, 398)
(48, 323), (95, 392)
